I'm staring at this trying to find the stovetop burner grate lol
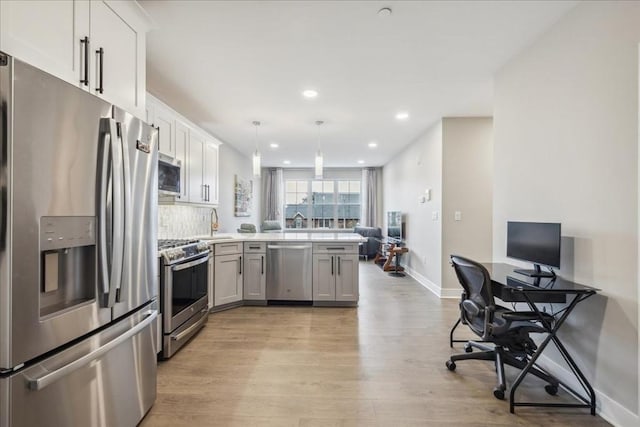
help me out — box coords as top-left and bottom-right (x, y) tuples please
(158, 239), (200, 250)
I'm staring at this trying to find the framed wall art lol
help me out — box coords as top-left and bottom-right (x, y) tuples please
(234, 175), (253, 217)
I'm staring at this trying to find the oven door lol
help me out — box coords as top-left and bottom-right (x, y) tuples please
(163, 254), (209, 333)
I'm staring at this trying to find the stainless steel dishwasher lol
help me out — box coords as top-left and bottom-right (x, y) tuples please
(266, 243), (313, 301)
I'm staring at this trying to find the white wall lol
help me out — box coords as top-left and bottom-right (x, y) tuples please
(382, 118), (493, 296)
(383, 121), (443, 290)
(217, 143), (261, 233)
(493, 1), (640, 423)
(441, 117), (493, 292)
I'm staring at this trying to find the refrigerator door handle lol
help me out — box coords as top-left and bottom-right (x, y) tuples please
(116, 121), (132, 303)
(99, 118), (124, 308)
(26, 310), (158, 391)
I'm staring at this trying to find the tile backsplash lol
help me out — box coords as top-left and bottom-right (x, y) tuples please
(158, 205), (214, 239)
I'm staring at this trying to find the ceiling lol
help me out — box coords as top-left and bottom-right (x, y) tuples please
(141, 0), (577, 168)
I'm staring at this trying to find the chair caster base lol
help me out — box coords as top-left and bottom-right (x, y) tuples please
(464, 343), (473, 353)
(445, 360), (456, 371)
(493, 387), (505, 400)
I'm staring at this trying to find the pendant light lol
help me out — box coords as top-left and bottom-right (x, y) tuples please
(252, 120), (261, 177)
(315, 120), (324, 179)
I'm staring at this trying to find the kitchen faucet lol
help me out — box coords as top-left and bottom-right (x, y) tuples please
(211, 208), (219, 235)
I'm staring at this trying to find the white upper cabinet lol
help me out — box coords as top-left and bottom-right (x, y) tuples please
(0, 1), (88, 87)
(148, 94), (221, 206)
(89, 1), (147, 117)
(187, 131), (206, 204)
(188, 131), (220, 206)
(153, 104), (176, 157)
(174, 120), (190, 202)
(0, 0), (150, 117)
(203, 139), (220, 205)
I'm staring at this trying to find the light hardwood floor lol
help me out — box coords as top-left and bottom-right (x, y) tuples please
(141, 262), (610, 427)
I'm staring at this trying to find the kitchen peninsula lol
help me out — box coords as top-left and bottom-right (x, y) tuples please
(198, 233), (367, 310)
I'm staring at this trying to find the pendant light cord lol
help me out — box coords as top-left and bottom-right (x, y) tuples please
(253, 120), (260, 151)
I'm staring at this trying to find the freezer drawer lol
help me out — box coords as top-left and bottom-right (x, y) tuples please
(266, 243), (313, 301)
(0, 308), (158, 427)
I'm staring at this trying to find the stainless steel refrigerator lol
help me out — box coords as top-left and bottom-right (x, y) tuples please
(0, 53), (159, 427)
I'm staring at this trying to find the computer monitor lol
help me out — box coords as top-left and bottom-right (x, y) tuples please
(506, 221), (561, 278)
(387, 211), (402, 243)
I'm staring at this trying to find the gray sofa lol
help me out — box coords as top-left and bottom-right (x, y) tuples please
(354, 226), (383, 260)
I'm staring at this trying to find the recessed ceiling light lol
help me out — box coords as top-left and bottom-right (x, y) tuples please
(283, 160), (291, 165)
(302, 89), (318, 99)
(357, 160), (365, 164)
(378, 7), (392, 17)
(270, 143), (279, 148)
(395, 111), (409, 120)
(368, 142), (378, 148)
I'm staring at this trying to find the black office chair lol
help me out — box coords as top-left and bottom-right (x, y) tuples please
(446, 255), (560, 400)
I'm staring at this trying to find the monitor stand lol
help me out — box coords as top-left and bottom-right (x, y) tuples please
(514, 264), (556, 278)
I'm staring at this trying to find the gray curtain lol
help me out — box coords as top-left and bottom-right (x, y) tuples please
(361, 167), (379, 227)
(262, 168), (284, 223)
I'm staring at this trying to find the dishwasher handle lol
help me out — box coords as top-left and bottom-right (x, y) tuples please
(267, 244), (311, 250)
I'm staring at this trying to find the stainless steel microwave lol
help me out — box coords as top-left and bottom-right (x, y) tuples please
(158, 153), (181, 196)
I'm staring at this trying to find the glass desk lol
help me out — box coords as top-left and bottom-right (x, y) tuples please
(451, 263), (600, 414)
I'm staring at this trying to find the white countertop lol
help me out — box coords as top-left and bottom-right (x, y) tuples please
(191, 232), (367, 244)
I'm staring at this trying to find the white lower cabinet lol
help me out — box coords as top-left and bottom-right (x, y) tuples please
(214, 253), (242, 307)
(335, 254), (359, 301)
(243, 243), (266, 301)
(313, 254), (336, 301)
(312, 246), (359, 302)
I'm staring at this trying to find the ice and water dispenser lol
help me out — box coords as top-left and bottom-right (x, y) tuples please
(39, 216), (97, 317)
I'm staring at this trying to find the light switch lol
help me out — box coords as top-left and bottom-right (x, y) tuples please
(425, 189), (431, 201)
(432, 211), (439, 221)
(454, 211), (462, 221)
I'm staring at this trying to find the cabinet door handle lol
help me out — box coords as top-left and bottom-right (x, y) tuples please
(338, 256), (341, 275)
(239, 256), (242, 275)
(206, 184), (210, 202)
(261, 255), (264, 275)
(80, 37), (89, 86)
(331, 256), (334, 276)
(95, 47), (104, 94)
(202, 184), (206, 201)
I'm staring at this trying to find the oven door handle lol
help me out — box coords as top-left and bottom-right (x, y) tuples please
(171, 308), (208, 341)
(171, 254), (210, 272)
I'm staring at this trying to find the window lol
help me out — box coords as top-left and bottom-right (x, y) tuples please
(284, 179), (361, 229)
(285, 180), (309, 229)
(337, 180), (361, 229)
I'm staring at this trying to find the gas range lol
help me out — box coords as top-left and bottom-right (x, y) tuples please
(158, 238), (211, 359)
(158, 239), (210, 264)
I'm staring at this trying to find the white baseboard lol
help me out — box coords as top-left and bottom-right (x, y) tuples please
(404, 266), (460, 299)
(404, 266), (441, 297)
(537, 354), (639, 427)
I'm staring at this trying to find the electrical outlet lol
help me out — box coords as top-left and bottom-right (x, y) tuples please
(432, 211), (439, 221)
(454, 211), (462, 221)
